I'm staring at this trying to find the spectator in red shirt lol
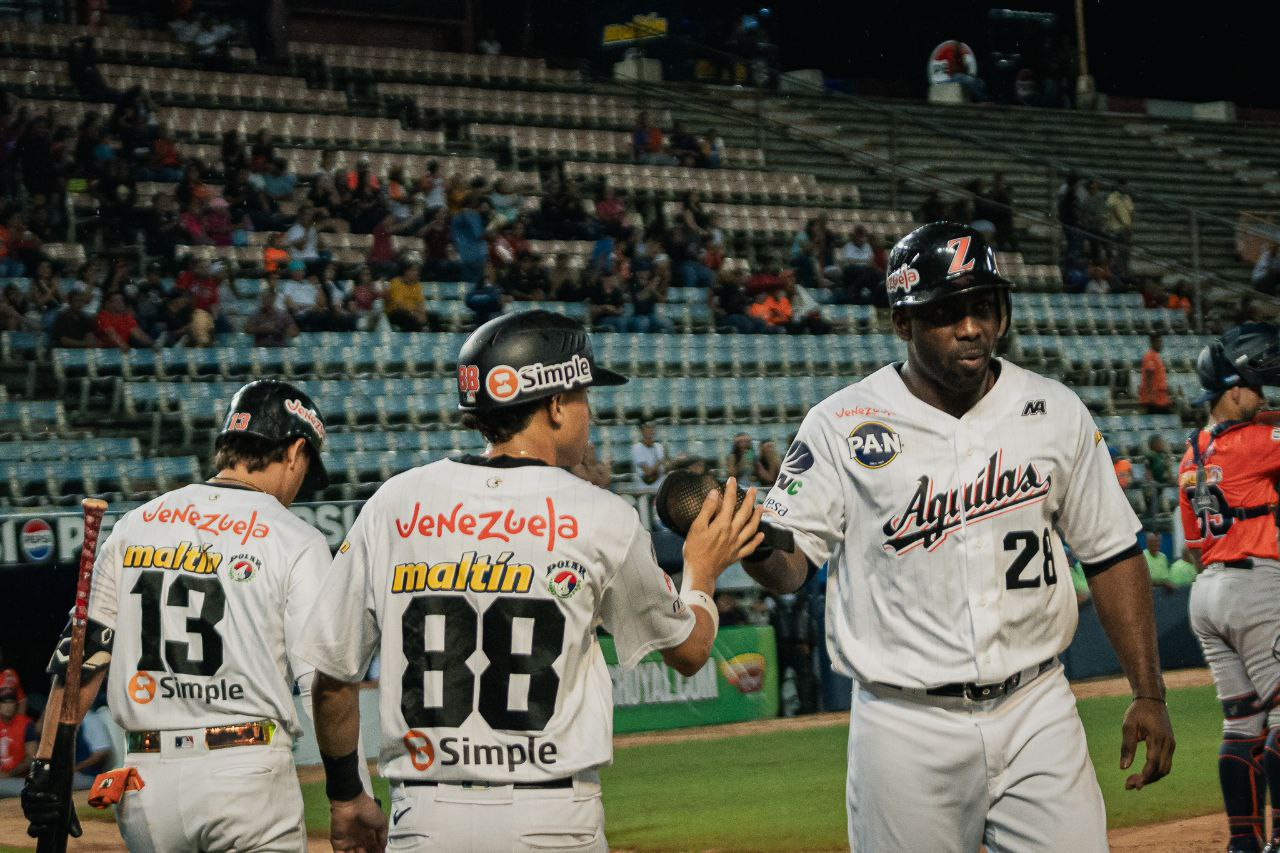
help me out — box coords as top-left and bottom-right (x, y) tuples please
(200, 197), (236, 247)
(595, 186), (627, 238)
(176, 257), (220, 314)
(96, 292), (155, 350)
(137, 122), (182, 182)
(0, 686), (35, 792)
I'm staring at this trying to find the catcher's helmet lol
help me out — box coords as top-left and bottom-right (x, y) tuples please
(885, 222), (1012, 325)
(217, 379), (329, 491)
(457, 310), (627, 412)
(1193, 322), (1280, 405)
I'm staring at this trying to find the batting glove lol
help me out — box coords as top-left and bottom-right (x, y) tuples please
(22, 759), (82, 839)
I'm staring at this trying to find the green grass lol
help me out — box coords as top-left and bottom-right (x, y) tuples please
(17, 684), (1222, 852)
(1081, 683), (1223, 828)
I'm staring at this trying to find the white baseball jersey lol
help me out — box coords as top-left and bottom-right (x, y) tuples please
(762, 359), (1141, 688)
(87, 483), (330, 736)
(292, 456), (693, 783)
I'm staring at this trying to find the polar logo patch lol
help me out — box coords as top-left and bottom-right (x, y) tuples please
(847, 421), (902, 469)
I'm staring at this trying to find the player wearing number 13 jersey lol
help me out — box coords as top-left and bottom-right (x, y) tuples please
(23, 380), (341, 853)
(296, 311), (763, 852)
(744, 223), (1176, 852)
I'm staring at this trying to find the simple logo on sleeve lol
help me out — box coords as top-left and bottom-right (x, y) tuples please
(847, 422), (902, 469)
(1021, 399), (1046, 416)
(776, 440), (814, 495)
(546, 560), (587, 599)
(227, 553), (262, 582)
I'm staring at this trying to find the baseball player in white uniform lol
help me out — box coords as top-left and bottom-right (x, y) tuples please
(744, 223), (1176, 851)
(22, 380), (350, 852)
(294, 309), (763, 852)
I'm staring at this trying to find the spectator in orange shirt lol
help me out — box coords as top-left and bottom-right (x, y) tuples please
(0, 686), (34, 793)
(1111, 447), (1134, 489)
(749, 289), (793, 329)
(1139, 333), (1172, 414)
(262, 232), (289, 273)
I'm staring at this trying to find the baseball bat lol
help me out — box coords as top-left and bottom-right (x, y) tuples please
(38, 498), (108, 853)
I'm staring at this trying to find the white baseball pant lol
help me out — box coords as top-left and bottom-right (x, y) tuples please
(847, 662), (1107, 852)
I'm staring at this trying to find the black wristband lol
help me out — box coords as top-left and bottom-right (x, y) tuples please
(321, 750), (363, 802)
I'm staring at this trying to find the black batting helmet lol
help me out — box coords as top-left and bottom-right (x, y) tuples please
(218, 379), (329, 491)
(456, 310), (627, 412)
(886, 222), (1013, 329)
(1193, 322), (1280, 405)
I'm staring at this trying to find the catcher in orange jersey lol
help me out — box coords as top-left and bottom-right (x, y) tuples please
(1180, 323), (1280, 853)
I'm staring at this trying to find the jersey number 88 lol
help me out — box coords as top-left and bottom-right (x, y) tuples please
(401, 595), (566, 732)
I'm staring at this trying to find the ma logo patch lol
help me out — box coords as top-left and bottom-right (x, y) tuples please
(1021, 399), (1046, 416)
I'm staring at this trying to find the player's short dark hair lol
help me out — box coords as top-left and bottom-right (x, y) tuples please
(461, 398), (548, 445)
(212, 432), (297, 474)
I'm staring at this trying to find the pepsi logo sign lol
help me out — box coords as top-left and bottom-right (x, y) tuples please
(847, 421), (902, 469)
(21, 519), (54, 562)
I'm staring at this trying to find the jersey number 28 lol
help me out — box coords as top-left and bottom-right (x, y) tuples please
(401, 595), (566, 732)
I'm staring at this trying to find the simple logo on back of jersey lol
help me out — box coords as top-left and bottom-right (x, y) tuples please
(546, 560), (587, 599)
(227, 553), (261, 582)
(20, 519), (53, 562)
(882, 451), (1052, 554)
(128, 672), (157, 704)
(847, 422), (902, 469)
(391, 551), (533, 595)
(1021, 399), (1046, 416)
(404, 730), (435, 771)
(777, 440), (814, 495)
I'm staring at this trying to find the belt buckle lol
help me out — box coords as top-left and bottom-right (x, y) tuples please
(965, 682), (996, 701)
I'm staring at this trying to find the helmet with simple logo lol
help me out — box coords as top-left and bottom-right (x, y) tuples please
(1193, 322), (1280, 405)
(885, 221), (1013, 314)
(217, 379), (329, 492)
(456, 310), (627, 412)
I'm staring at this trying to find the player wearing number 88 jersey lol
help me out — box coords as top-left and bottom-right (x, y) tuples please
(295, 310), (763, 852)
(744, 223), (1176, 852)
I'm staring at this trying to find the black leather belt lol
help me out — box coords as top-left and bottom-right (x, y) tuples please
(925, 658), (1056, 701)
(401, 778), (573, 790)
(1225, 559), (1255, 569)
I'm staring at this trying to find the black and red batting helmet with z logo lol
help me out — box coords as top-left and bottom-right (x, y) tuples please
(218, 379), (329, 491)
(456, 310), (628, 412)
(886, 221), (1014, 334)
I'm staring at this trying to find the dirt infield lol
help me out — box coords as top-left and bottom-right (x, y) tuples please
(0, 668), (1222, 851)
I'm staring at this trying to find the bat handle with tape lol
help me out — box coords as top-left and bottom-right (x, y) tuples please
(36, 498), (107, 853)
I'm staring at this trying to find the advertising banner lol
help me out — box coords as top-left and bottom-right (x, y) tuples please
(602, 625), (778, 733)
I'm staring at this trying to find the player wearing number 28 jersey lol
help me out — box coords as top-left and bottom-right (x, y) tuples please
(296, 311), (763, 852)
(744, 223), (1176, 852)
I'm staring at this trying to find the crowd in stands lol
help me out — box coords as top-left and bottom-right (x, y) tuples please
(3, 74), (888, 346)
